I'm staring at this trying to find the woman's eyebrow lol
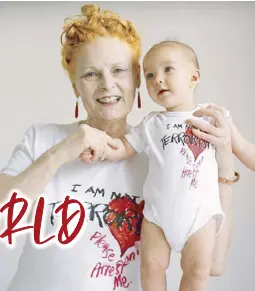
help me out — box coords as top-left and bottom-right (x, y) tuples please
(80, 65), (97, 70)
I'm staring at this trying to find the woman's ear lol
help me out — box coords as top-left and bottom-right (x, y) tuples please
(136, 63), (141, 89)
(72, 82), (80, 97)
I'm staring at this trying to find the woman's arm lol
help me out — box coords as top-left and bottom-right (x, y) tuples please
(186, 104), (236, 275)
(0, 124), (116, 204)
(186, 104), (237, 180)
(0, 142), (71, 204)
(230, 120), (255, 171)
(188, 104), (255, 171)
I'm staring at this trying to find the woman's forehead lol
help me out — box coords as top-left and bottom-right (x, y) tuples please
(75, 37), (133, 68)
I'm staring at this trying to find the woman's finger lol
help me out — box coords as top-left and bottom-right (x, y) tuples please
(207, 104), (228, 118)
(91, 150), (101, 161)
(191, 128), (220, 146)
(99, 144), (107, 161)
(100, 151), (106, 161)
(186, 119), (223, 138)
(91, 145), (104, 162)
(193, 107), (226, 127)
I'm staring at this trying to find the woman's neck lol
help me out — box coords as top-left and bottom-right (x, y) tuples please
(85, 117), (129, 138)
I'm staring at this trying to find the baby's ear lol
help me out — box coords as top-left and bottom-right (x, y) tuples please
(190, 69), (200, 88)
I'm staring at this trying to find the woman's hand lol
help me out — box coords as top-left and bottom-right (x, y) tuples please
(186, 104), (234, 177)
(61, 124), (118, 163)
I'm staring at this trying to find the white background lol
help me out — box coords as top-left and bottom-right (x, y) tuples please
(0, 2), (255, 291)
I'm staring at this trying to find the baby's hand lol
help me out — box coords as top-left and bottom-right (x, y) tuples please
(80, 144), (117, 163)
(80, 149), (93, 163)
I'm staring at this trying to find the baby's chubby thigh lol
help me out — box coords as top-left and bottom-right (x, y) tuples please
(158, 186), (224, 253)
(179, 218), (217, 289)
(140, 217), (171, 291)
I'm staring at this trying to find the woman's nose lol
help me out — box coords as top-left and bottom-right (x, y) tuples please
(99, 73), (115, 90)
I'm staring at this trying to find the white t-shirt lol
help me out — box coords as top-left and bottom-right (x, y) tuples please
(125, 104), (224, 251)
(0, 122), (148, 291)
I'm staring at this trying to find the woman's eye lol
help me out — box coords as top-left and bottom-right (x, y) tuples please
(113, 68), (128, 74)
(115, 68), (124, 73)
(86, 72), (97, 77)
(82, 72), (99, 81)
(111, 67), (129, 78)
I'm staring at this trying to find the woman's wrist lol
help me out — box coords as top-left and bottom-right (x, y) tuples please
(47, 142), (72, 166)
(218, 171), (240, 185)
(218, 167), (235, 179)
(217, 150), (235, 178)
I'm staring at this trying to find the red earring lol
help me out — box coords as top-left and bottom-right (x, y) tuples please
(75, 98), (79, 118)
(138, 91), (141, 109)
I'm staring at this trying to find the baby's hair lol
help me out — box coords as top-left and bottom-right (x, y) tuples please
(149, 40), (200, 70)
(61, 4), (141, 80)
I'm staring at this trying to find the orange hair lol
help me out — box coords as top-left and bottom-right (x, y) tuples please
(61, 4), (141, 84)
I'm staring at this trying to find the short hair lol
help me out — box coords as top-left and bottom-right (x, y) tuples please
(61, 4), (141, 81)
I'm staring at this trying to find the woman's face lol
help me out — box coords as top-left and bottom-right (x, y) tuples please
(74, 37), (140, 122)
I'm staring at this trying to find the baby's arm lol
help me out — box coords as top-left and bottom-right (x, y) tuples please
(80, 116), (148, 163)
(79, 136), (137, 163)
(230, 119), (255, 171)
(104, 137), (137, 161)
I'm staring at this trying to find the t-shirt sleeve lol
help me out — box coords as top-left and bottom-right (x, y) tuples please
(225, 109), (231, 119)
(0, 125), (35, 176)
(124, 116), (148, 154)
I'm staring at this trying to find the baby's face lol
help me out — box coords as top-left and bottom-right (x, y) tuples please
(143, 45), (199, 111)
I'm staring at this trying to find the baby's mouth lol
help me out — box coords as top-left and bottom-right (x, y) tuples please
(158, 89), (170, 96)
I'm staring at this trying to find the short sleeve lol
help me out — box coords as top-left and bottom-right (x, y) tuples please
(0, 126), (35, 176)
(125, 117), (148, 154)
(225, 109), (231, 119)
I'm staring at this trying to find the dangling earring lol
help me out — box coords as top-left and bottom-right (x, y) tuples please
(75, 97), (79, 118)
(137, 91), (141, 109)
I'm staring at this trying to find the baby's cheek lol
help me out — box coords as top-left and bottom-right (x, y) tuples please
(147, 85), (154, 96)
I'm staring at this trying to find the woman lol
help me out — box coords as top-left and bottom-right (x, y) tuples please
(0, 4), (236, 291)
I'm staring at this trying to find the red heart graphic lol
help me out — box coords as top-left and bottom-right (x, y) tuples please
(185, 127), (209, 161)
(104, 196), (144, 257)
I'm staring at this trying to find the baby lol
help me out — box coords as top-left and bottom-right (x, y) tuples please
(82, 40), (240, 291)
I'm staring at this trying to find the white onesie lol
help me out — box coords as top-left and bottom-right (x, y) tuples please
(125, 104), (224, 252)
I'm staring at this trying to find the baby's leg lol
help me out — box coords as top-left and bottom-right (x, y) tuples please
(179, 218), (217, 291)
(140, 218), (171, 291)
(211, 185), (233, 276)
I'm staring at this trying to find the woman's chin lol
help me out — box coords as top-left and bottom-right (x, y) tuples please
(99, 110), (126, 122)
(98, 104), (128, 121)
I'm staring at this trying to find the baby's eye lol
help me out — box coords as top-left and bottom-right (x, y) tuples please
(146, 73), (153, 80)
(165, 66), (173, 73)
